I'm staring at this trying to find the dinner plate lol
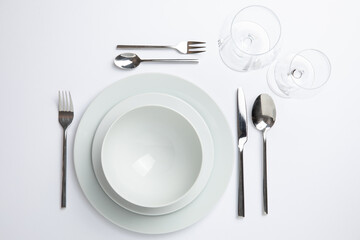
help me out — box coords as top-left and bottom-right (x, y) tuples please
(74, 73), (235, 234)
(92, 93), (214, 215)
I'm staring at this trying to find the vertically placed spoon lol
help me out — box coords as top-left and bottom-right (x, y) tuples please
(114, 53), (198, 69)
(251, 94), (276, 214)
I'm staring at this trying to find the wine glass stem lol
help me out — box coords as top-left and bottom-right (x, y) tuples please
(291, 69), (303, 79)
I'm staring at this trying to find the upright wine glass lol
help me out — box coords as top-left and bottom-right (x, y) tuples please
(218, 5), (281, 72)
(267, 49), (331, 98)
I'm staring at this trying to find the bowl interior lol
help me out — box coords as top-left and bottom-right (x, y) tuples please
(102, 106), (202, 208)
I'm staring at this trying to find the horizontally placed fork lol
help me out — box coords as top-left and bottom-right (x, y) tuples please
(116, 41), (206, 54)
(58, 91), (74, 208)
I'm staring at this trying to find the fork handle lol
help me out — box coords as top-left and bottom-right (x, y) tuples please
(61, 129), (67, 208)
(116, 44), (172, 49)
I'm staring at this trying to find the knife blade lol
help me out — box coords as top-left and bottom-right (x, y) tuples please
(237, 88), (248, 217)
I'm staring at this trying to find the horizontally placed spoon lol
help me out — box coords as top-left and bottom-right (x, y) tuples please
(251, 94), (276, 214)
(114, 53), (198, 70)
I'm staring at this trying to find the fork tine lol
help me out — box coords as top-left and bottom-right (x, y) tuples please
(187, 50), (206, 54)
(188, 46), (206, 49)
(58, 91), (61, 111)
(59, 91), (64, 111)
(188, 41), (206, 45)
(66, 91), (70, 111)
(69, 92), (73, 112)
(62, 91), (66, 112)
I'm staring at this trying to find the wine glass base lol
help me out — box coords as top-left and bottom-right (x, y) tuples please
(218, 37), (253, 72)
(267, 49), (331, 99)
(218, 5), (281, 72)
(267, 62), (291, 98)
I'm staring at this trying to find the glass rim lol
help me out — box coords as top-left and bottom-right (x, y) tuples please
(288, 49), (331, 90)
(230, 5), (282, 56)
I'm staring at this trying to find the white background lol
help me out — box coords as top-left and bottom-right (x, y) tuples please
(1, 0), (359, 239)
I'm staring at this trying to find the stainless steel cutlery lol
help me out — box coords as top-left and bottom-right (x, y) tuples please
(237, 88), (248, 217)
(116, 41), (206, 54)
(114, 41), (205, 69)
(237, 91), (277, 216)
(58, 91), (74, 208)
(114, 53), (198, 70)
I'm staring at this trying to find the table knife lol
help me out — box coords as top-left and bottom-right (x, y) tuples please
(237, 88), (248, 217)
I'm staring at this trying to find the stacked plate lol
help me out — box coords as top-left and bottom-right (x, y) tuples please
(74, 73), (235, 234)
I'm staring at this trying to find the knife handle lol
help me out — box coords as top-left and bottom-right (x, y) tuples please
(238, 148), (245, 217)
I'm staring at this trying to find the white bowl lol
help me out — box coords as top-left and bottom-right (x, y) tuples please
(103, 106), (201, 207)
(92, 93), (214, 215)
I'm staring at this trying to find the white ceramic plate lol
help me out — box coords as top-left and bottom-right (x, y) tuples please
(74, 73), (235, 234)
(92, 93), (214, 215)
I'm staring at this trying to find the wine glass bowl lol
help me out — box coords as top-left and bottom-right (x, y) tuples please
(218, 5), (281, 72)
(267, 49), (331, 98)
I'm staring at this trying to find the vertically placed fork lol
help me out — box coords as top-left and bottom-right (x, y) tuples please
(58, 91), (74, 208)
(116, 41), (206, 54)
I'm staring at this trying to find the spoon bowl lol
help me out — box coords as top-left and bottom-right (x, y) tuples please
(114, 53), (142, 69)
(252, 94), (276, 132)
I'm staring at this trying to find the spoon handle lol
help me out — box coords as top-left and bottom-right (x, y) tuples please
(263, 132), (268, 214)
(141, 59), (198, 63)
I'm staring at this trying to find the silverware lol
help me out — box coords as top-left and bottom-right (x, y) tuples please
(237, 88), (248, 217)
(114, 53), (198, 70)
(251, 94), (276, 214)
(116, 41), (206, 54)
(58, 91), (74, 208)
